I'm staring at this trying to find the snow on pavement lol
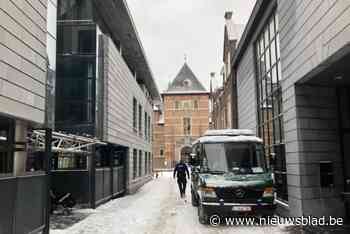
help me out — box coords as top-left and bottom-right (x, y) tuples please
(51, 172), (289, 234)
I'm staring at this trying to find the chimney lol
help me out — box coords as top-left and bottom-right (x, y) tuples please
(224, 11), (233, 20)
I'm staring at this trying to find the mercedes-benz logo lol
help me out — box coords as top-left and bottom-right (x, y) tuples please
(235, 188), (245, 198)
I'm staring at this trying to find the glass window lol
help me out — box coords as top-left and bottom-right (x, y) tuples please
(183, 117), (191, 135)
(175, 100), (197, 110)
(260, 56), (265, 75)
(133, 98), (137, 131)
(183, 101), (190, 109)
(175, 101), (180, 109)
(269, 17), (275, 39)
(265, 47), (270, 71)
(255, 13), (287, 202)
(133, 149), (137, 179)
(144, 112), (148, 140)
(55, 56), (96, 124)
(139, 105), (142, 136)
(266, 72), (272, 97)
(57, 57), (96, 79)
(271, 66), (278, 84)
(202, 143), (267, 174)
(264, 29), (269, 49)
(194, 100), (199, 109)
(0, 119), (13, 174)
(259, 38), (264, 56)
(57, 25), (96, 55)
(144, 152), (148, 175)
(270, 40), (277, 66)
(56, 100), (94, 122)
(53, 153), (87, 170)
(58, 0), (93, 20)
(138, 150), (142, 177)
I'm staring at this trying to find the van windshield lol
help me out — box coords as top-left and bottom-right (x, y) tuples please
(202, 143), (267, 174)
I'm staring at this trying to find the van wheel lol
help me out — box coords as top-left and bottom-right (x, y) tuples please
(191, 190), (199, 207)
(198, 202), (208, 224)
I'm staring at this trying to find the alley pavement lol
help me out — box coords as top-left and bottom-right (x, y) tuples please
(51, 172), (290, 234)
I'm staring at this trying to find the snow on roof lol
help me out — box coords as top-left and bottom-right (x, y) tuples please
(162, 90), (209, 95)
(193, 135), (262, 145)
(204, 129), (255, 136)
(193, 129), (262, 145)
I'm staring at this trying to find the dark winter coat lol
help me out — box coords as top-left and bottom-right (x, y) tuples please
(173, 162), (190, 181)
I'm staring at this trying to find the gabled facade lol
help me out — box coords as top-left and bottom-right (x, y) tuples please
(211, 12), (242, 130)
(153, 63), (209, 169)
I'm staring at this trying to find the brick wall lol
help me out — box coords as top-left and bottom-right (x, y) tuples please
(163, 94), (209, 167)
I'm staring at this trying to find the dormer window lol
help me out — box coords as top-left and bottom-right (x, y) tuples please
(183, 79), (191, 87)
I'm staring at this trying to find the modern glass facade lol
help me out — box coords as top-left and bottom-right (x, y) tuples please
(0, 117), (14, 174)
(56, 0), (97, 135)
(255, 13), (287, 202)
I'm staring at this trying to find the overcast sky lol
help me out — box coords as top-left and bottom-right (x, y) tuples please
(126, 0), (256, 92)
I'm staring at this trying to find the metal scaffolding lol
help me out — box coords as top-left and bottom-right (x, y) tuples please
(28, 130), (106, 154)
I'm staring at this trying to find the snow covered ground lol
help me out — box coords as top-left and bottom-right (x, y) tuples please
(51, 172), (291, 234)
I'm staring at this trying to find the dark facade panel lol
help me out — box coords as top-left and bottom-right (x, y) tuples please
(113, 167), (125, 195)
(15, 175), (46, 234)
(0, 177), (16, 234)
(52, 171), (90, 204)
(95, 168), (112, 205)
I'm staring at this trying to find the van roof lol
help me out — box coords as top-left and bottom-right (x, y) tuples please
(193, 129), (262, 145)
(204, 129), (255, 136)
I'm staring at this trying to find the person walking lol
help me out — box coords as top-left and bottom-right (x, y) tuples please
(173, 159), (190, 199)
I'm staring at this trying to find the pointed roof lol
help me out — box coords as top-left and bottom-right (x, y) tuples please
(164, 63), (208, 94)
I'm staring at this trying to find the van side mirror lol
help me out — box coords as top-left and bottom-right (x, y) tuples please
(190, 153), (200, 166)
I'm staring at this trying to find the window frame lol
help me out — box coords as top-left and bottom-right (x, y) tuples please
(138, 105), (142, 137)
(133, 149), (137, 179)
(144, 112), (148, 140)
(183, 117), (191, 136)
(255, 13), (287, 202)
(133, 98), (137, 132)
(138, 150), (142, 177)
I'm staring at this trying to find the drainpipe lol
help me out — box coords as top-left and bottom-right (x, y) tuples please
(43, 128), (52, 234)
(90, 145), (96, 209)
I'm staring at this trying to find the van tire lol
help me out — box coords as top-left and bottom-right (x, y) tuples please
(198, 202), (208, 224)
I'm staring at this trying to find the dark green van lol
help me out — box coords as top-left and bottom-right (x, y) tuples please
(190, 129), (276, 224)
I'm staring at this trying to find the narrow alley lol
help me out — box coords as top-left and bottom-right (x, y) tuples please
(51, 173), (288, 234)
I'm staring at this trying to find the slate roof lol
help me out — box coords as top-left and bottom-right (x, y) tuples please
(164, 63), (207, 94)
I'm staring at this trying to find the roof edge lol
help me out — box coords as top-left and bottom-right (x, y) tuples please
(232, 0), (273, 68)
(121, 0), (161, 101)
(162, 91), (210, 95)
